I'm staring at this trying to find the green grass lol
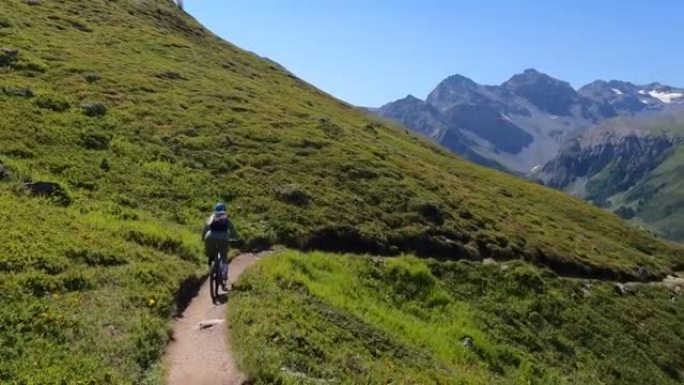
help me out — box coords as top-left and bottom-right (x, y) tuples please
(0, 0), (683, 382)
(0, 189), (204, 384)
(231, 251), (684, 385)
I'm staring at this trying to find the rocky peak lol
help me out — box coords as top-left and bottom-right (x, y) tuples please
(579, 80), (638, 97)
(503, 69), (579, 116)
(440, 74), (478, 89)
(426, 74), (482, 110)
(397, 94), (424, 104)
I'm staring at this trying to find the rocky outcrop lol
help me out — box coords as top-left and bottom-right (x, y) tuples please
(538, 135), (677, 194)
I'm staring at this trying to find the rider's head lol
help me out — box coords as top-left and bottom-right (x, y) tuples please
(213, 202), (226, 213)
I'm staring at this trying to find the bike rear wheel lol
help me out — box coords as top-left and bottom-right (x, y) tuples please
(209, 259), (221, 302)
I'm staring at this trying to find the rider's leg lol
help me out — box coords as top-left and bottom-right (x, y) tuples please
(204, 240), (215, 267)
(218, 240), (229, 286)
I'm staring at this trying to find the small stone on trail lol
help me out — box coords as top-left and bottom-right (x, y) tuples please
(198, 319), (225, 330)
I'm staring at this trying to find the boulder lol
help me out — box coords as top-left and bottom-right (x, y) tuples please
(663, 275), (684, 292)
(615, 282), (638, 296)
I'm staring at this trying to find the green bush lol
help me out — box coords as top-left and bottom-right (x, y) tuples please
(82, 102), (107, 117)
(80, 131), (112, 150)
(34, 95), (70, 111)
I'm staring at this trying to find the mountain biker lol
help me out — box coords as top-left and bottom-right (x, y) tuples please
(202, 202), (239, 290)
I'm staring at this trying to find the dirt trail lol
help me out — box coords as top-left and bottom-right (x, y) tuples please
(164, 252), (266, 385)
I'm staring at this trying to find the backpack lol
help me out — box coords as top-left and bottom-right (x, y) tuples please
(209, 212), (230, 232)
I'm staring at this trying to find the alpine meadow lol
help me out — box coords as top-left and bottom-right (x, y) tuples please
(0, 1), (682, 384)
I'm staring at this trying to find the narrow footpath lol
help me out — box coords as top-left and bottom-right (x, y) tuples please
(164, 252), (266, 385)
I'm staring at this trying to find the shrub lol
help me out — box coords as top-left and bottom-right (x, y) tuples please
(100, 158), (111, 171)
(415, 201), (445, 225)
(318, 118), (343, 137)
(80, 131), (112, 150)
(65, 248), (128, 267)
(124, 230), (196, 262)
(25, 181), (72, 206)
(34, 96), (70, 112)
(385, 257), (437, 302)
(82, 102), (107, 117)
(275, 184), (309, 206)
(0, 164), (11, 181)
(83, 72), (101, 83)
(2, 86), (33, 98)
(0, 47), (18, 66)
(2, 144), (35, 158)
(614, 206), (636, 220)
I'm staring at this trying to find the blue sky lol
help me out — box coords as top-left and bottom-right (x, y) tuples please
(185, 0), (684, 107)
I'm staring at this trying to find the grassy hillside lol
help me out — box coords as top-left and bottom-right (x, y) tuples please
(0, 189), (203, 384)
(2, 0), (683, 278)
(0, 0), (683, 383)
(231, 251), (684, 385)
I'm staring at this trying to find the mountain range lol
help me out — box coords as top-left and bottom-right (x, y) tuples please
(377, 69), (684, 174)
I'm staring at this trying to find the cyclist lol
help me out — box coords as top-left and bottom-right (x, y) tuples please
(202, 202), (239, 290)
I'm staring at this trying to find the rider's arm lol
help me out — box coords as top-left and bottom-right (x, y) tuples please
(227, 219), (239, 241)
(201, 221), (210, 242)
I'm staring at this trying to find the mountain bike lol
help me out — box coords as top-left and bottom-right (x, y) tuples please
(209, 250), (228, 303)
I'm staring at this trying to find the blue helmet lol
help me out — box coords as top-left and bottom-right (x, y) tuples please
(213, 202), (226, 212)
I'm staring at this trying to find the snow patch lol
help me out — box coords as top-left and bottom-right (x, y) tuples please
(638, 90), (647, 95)
(611, 88), (623, 95)
(530, 165), (542, 173)
(648, 90), (683, 104)
(548, 115), (558, 120)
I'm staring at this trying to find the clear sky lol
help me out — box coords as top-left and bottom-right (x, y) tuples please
(184, 0), (684, 107)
